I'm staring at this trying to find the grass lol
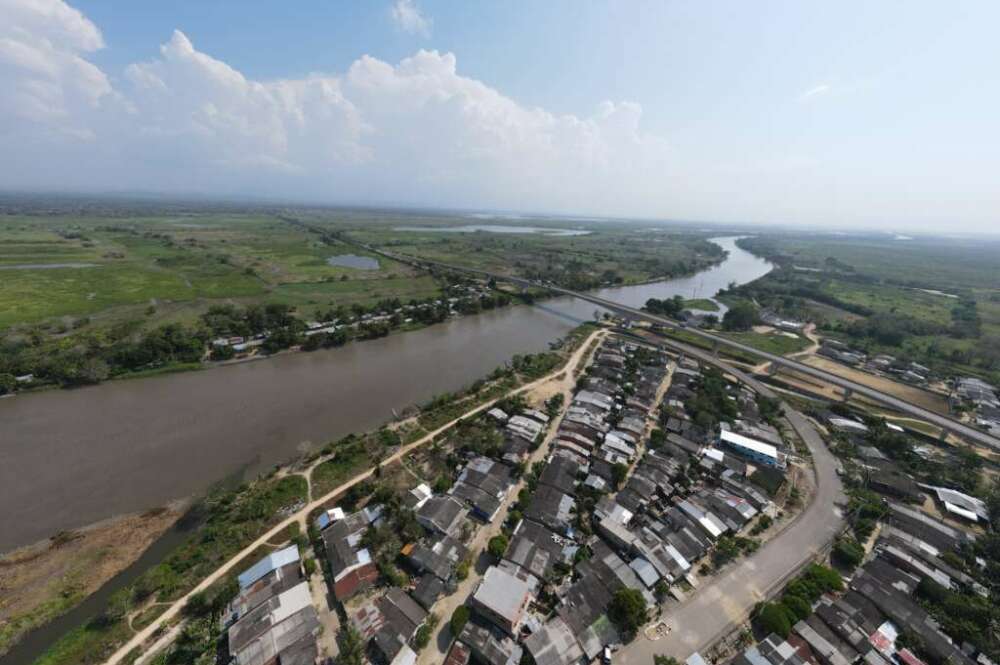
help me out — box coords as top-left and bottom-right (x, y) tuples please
(719, 331), (812, 356)
(683, 298), (719, 311)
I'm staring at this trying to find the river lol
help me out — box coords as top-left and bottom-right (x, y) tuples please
(0, 237), (770, 554)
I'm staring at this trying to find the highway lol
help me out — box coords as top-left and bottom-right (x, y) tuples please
(368, 245), (1000, 452)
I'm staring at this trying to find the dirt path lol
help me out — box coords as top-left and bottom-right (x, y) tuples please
(105, 329), (606, 665)
(751, 323), (820, 374)
(415, 332), (607, 665)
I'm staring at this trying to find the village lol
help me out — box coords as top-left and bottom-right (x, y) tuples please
(202, 319), (1000, 665)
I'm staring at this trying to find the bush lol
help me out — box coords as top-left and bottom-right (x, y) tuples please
(831, 537), (864, 571)
(756, 602), (794, 638)
(782, 594), (812, 621)
(488, 534), (509, 560)
(450, 606), (470, 636)
(607, 588), (648, 639)
(414, 623), (432, 649)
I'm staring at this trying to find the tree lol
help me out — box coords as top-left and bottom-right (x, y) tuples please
(831, 537), (864, 571)
(0, 372), (15, 395)
(488, 534), (509, 560)
(450, 605), (470, 637)
(337, 625), (365, 665)
(608, 588), (648, 638)
(756, 602), (793, 638)
(722, 302), (757, 331)
(611, 462), (630, 490)
(782, 594), (812, 621)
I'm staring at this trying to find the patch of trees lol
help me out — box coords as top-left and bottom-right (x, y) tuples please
(722, 302), (758, 331)
(644, 295), (686, 318)
(754, 564), (843, 637)
(607, 587), (648, 639)
(687, 367), (738, 428)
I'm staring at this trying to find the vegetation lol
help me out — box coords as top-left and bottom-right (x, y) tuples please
(607, 588), (648, 639)
(450, 605), (470, 637)
(831, 536), (865, 571)
(754, 564), (843, 638)
(732, 233), (1000, 384)
(488, 534), (509, 560)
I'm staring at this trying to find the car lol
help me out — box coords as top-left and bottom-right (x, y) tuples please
(602, 646), (613, 664)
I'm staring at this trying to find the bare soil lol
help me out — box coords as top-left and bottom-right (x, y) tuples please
(0, 504), (183, 653)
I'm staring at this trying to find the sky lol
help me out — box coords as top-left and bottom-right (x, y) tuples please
(2, 0), (999, 232)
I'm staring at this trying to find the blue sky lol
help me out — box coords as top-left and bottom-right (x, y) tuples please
(3, 0), (999, 231)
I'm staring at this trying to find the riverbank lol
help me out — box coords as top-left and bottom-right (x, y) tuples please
(0, 504), (185, 658)
(24, 328), (602, 665)
(0, 236), (771, 556)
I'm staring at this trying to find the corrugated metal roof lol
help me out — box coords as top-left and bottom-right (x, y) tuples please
(238, 545), (300, 589)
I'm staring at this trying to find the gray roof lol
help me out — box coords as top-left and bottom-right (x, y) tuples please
(504, 519), (572, 580)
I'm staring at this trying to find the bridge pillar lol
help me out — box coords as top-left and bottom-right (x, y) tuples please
(712, 339), (719, 358)
(938, 427), (950, 443)
(842, 387), (853, 402)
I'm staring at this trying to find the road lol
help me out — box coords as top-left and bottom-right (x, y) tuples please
(614, 332), (846, 665)
(364, 245), (1000, 452)
(103, 329), (605, 665)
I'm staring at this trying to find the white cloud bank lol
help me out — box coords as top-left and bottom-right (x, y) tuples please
(0, 0), (672, 216)
(1, 0), (995, 231)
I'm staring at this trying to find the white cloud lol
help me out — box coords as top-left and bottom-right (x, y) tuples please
(797, 83), (831, 102)
(389, 0), (431, 37)
(0, 0), (112, 131)
(0, 2), (670, 215)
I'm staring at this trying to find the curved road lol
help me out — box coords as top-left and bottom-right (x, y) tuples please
(615, 332), (845, 664)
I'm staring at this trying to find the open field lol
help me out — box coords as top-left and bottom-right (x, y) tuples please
(802, 355), (949, 413)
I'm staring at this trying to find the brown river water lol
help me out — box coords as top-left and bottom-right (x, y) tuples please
(0, 236), (770, 553)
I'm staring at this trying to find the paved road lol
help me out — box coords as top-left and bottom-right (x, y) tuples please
(364, 244), (1000, 452)
(614, 333), (846, 665)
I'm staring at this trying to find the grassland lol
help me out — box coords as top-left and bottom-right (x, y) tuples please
(0, 213), (427, 331)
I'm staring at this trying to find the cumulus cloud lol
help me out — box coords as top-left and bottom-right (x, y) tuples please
(0, 0), (672, 214)
(0, 0), (112, 133)
(389, 0), (431, 37)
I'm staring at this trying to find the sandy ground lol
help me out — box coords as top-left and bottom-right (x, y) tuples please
(0, 504), (183, 653)
(801, 355), (949, 414)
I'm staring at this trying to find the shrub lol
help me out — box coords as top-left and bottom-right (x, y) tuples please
(756, 602), (794, 638)
(450, 606), (470, 636)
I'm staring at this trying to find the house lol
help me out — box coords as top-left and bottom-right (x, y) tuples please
(417, 495), (468, 537)
(322, 509), (380, 601)
(525, 485), (576, 536)
(355, 588), (428, 665)
(228, 548), (305, 624)
(470, 564), (539, 635)
(451, 457), (514, 522)
(719, 429), (785, 469)
(504, 519), (574, 580)
(406, 535), (467, 582)
(523, 616), (584, 665)
(920, 485), (989, 523)
(237, 545), (301, 591)
(458, 620), (523, 665)
(403, 483), (433, 510)
(227, 581), (320, 665)
(411, 574), (445, 610)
